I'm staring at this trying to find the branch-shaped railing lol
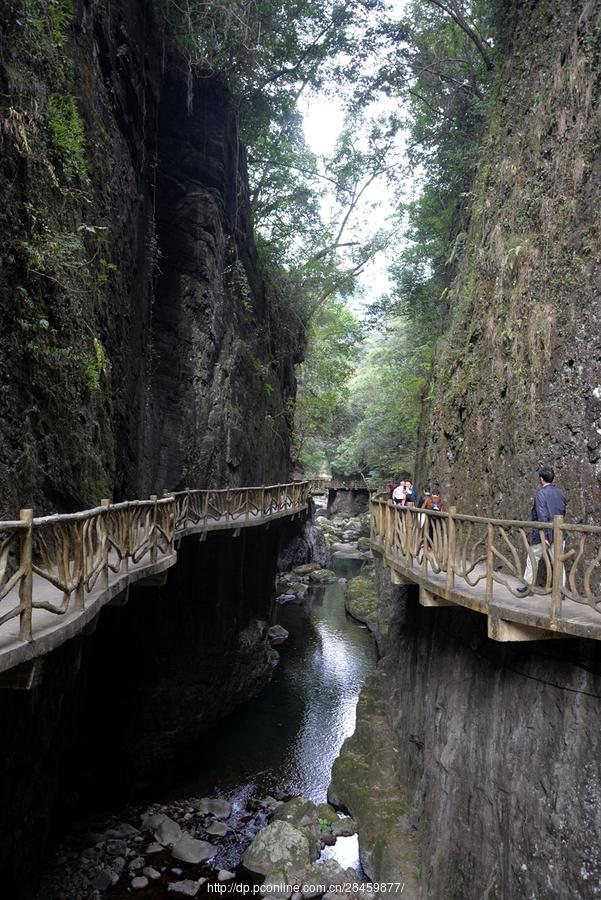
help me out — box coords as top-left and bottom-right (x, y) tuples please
(0, 483), (310, 647)
(371, 499), (601, 627)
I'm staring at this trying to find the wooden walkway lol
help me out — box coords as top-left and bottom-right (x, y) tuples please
(371, 500), (601, 642)
(0, 484), (310, 682)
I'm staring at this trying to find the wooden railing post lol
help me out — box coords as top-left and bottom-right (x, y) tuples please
(150, 495), (158, 562)
(485, 522), (494, 608)
(260, 488), (265, 518)
(446, 506), (456, 592)
(203, 488), (209, 523)
(551, 515), (564, 620)
(422, 510), (428, 577)
(19, 509), (33, 643)
(406, 504), (414, 569)
(225, 488), (231, 525)
(74, 519), (85, 611)
(101, 499), (111, 590)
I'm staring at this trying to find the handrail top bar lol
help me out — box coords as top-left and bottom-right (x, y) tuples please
(0, 520), (29, 531)
(371, 497), (601, 534)
(170, 481), (309, 497)
(14, 482), (310, 528)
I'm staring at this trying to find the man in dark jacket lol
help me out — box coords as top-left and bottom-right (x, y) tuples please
(517, 465), (567, 594)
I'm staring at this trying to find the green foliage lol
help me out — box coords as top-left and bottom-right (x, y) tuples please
(46, 95), (88, 180)
(294, 297), (363, 473)
(332, 318), (430, 481)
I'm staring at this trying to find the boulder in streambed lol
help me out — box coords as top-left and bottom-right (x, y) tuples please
(193, 797), (232, 819)
(268, 625), (290, 646)
(309, 569), (337, 584)
(168, 880), (205, 897)
(171, 835), (217, 864)
(299, 859), (350, 898)
(143, 813), (182, 847)
(242, 821), (316, 877)
(206, 821), (229, 837)
(293, 563), (323, 576)
(356, 537), (371, 552)
(345, 576), (378, 636)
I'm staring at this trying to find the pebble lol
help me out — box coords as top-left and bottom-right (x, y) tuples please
(206, 822), (228, 837)
(132, 876), (149, 889)
(147, 841), (164, 854)
(218, 870), (235, 882)
(129, 856), (145, 870)
(168, 879), (203, 896)
(143, 866), (161, 880)
(93, 869), (114, 891)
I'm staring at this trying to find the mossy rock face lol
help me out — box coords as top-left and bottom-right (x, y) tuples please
(328, 670), (419, 895)
(345, 575), (378, 636)
(272, 798), (321, 858)
(357, 537), (371, 552)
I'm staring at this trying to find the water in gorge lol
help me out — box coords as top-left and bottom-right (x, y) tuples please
(39, 552), (377, 896)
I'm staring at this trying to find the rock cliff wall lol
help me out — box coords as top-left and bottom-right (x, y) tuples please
(423, 0), (601, 521)
(0, 0), (301, 517)
(341, 559), (601, 900)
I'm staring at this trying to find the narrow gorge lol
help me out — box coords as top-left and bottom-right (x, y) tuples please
(0, 1), (600, 899)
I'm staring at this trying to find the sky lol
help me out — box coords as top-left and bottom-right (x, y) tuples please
(299, 0), (412, 318)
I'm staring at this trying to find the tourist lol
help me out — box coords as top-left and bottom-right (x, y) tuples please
(417, 484), (432, 508)
(404, 479), (417, 505)
(392, 481), (407, 507)
(422, 488), (445, 513)
(517, 465), (567, 595)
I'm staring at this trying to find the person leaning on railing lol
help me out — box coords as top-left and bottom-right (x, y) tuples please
(517, 465), (567, 595)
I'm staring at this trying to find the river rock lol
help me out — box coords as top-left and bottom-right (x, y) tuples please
(340, 530), (361, 542)
(168, 880), (203, 896)
(263, 867), (293, 899)
(273, 797), (319, 830)
(132, 876), (149, 890)
(194, 797), (232, 819)
(309, 569), (337, 584)
(242, 821), (315, 876)
(146, 842), (164, 854)
(129, 856), (145, 870)
(171, 835), (217, 864)
(293, 562), (323, 576)
(93, 869), (114, 891)
(300, 860), (350, 898)
(331, 816), (357, 837)
(104, 823), (139, 840)
(218, 870), (235, 881)
(144, 866), (161, 880)
(144, 813), (182, 847)
(277, 593), (297, 604)
(357, 537), (371, 552)
(206, 821), (228, 837)
(268, 625), (290, 646)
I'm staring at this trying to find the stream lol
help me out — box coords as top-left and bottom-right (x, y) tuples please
(39, 537), (376, 898)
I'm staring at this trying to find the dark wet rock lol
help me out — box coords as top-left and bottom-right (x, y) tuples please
(268, 625), (290, 646)
(132, 876), (149, 889)
(93, 869), (114, 891)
